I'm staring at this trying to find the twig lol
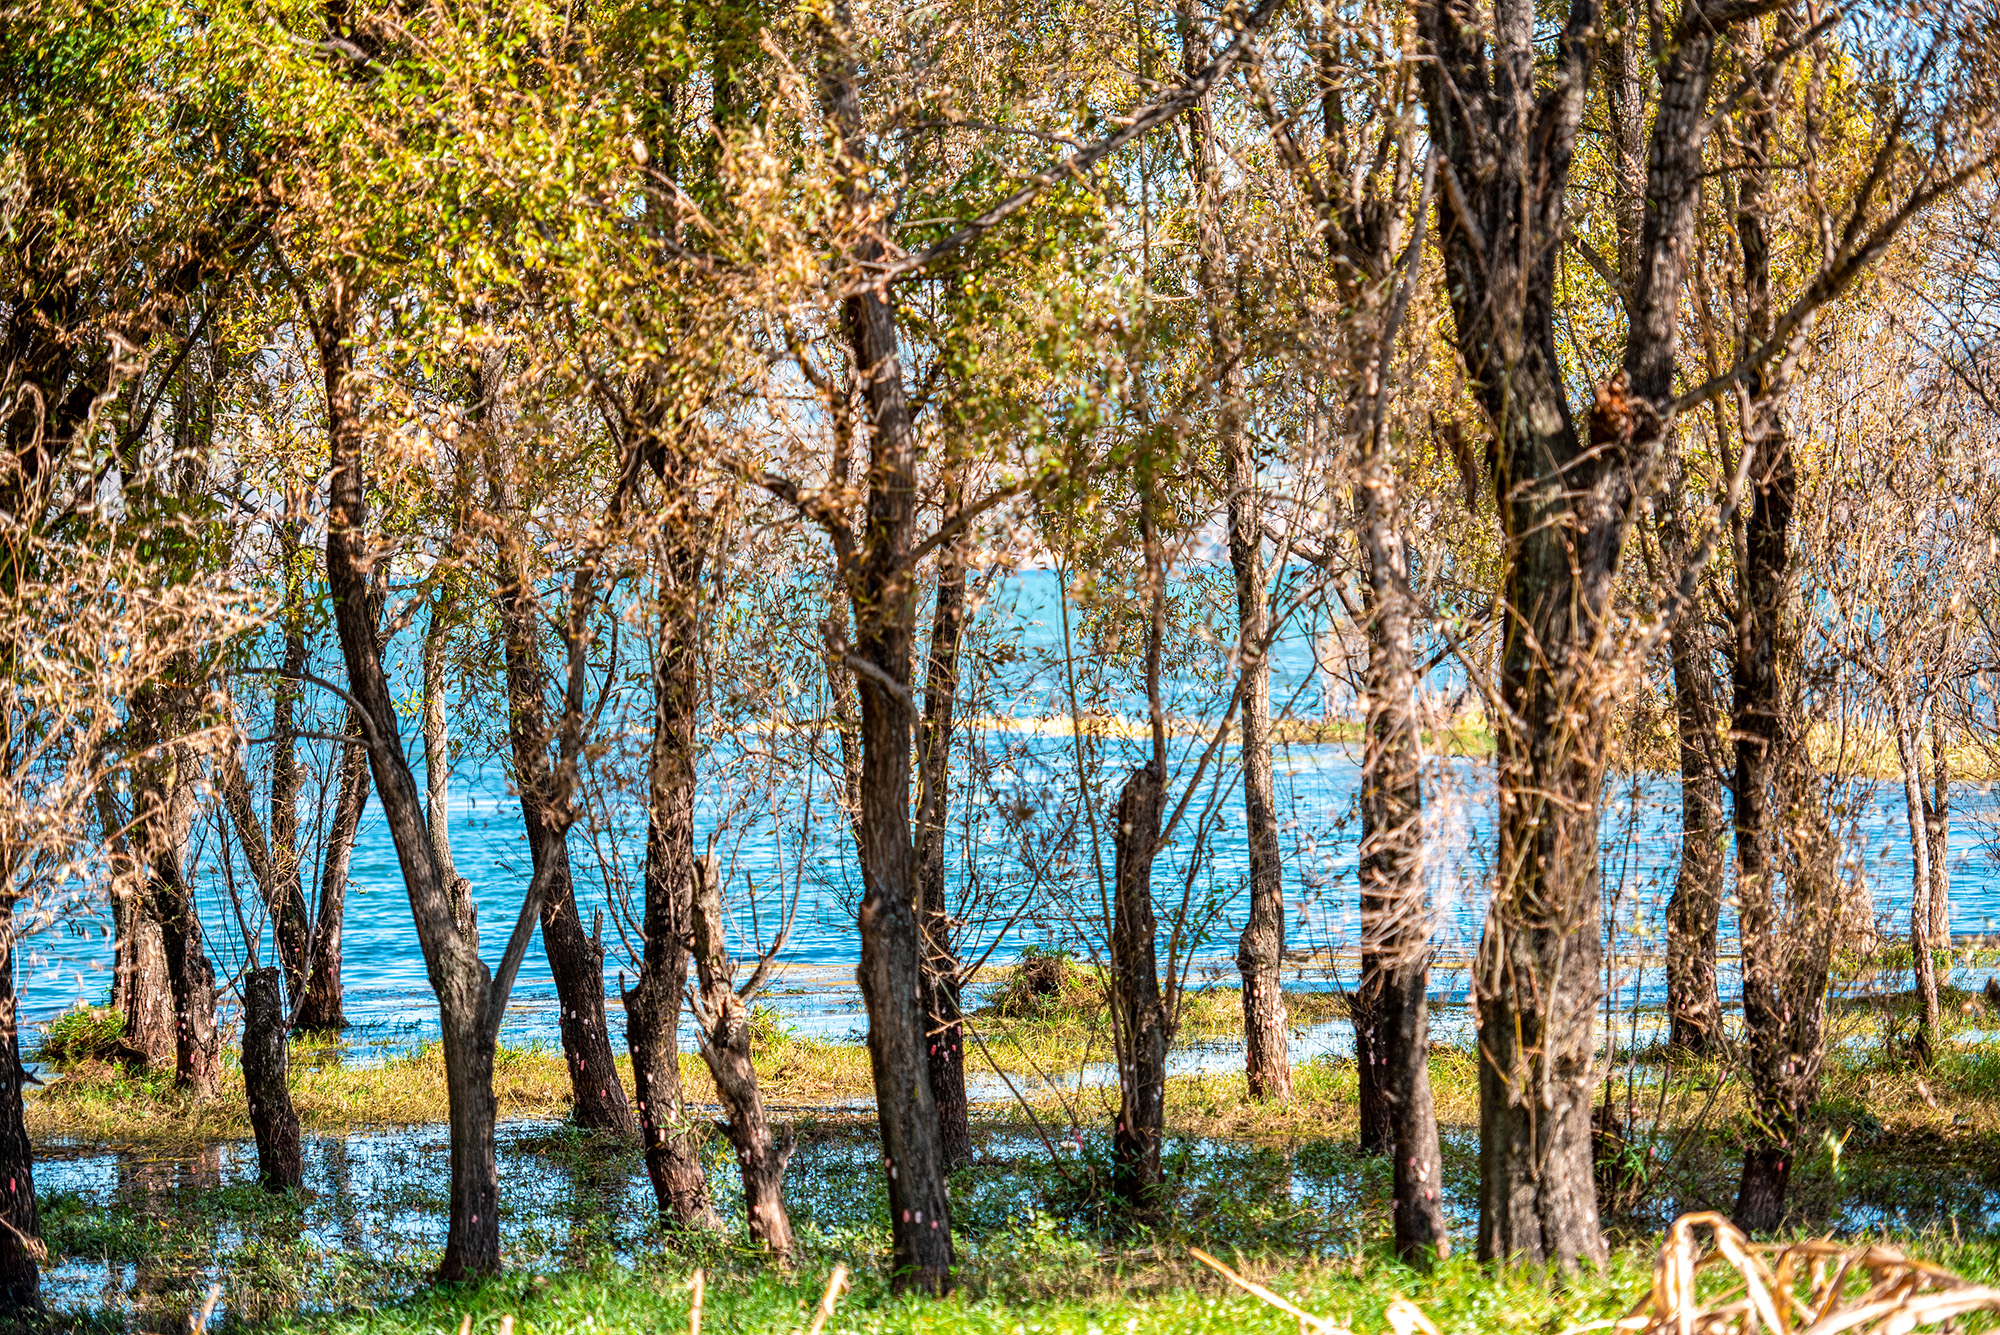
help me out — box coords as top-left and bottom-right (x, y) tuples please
(804, 1264), (851, 1335)
(1189, 1248), (1353, 1335)
(192, 1283), (223, 1335)
(690, 1267), (706, 1335)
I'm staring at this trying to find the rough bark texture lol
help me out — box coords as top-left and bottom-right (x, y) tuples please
(128, 682), (219, 1097)
(0, 917), (40, 1309)
(122, 911), (175, 1068)
(844, 282), (956, 1292)
(1109, 761), (1168, 1211)
(1730, 17), (1840, 1234)
(916, 504), (971, 1171)
(439, 994), (501, 1275)
(822, 14), (955, 1288)
(690, 858), (796, 1261)
(296, 708), (369, 1034)
(1417, 0), (1607, 1267)
(623, 453), (721, 1228)
(1355, 388), (1448, 1265)
(150, 814), (219, 1100)
(1415, 0), (1757, 1266)
(242, 966), (302, 1191)
(1182, 15), (1289, 1105)
(99, 793), (175, 1069)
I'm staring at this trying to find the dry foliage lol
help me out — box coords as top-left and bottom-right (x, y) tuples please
(1574, 1213), (2000, 1335)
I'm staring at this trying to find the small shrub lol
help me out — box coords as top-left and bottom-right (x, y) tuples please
(749, 1003), (794, 1046)
(982, 946), (1104, 1021)
(36, 1005), (127, 1068)
(38, 1007), (124, 1070)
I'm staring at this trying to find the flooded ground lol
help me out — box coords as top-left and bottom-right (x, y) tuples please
(36, 982), (2000, 1330)
(36, 1100), (2000, 1330)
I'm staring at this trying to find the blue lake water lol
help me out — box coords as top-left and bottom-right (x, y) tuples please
(19, 570), (2000, 1053)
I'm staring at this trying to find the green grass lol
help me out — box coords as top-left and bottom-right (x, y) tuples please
(253, 1227), (2000, 1335)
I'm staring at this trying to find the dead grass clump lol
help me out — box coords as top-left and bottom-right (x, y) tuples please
(1575, 1211), (2000, 1335)
(983, 948), (1105, 1021)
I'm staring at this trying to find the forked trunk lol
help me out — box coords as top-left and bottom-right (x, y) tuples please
(916, 510), (971, 1170)
(826, 109), (954, 1283)
(319, 288), (519, 1280)
(242, 966), (302, 1191)
(0, 916), (40, 1310)
(493, 472), (634, 1138)
(690, 858), (795, 1261)
(1109, 761), (1168, 1211)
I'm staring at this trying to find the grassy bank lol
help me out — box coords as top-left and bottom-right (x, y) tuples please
(28, 1029), (883, 1147)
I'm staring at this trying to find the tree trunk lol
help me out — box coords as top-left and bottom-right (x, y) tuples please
(295, 709), (368, 1034)
(689, 858), (796, 1261)
(1353, 986), (1390, 1155)
(267, 578), (314, 1010)
(1468, 386), (1612, 1270)
(242, 966), (302, 1191)
(98, 792), (174, 1069)
(153, 858), (219, 1100)
(916, 499), (971, 1171)
(538, 867), (631, 1135)
(1896, 689), (1941, 1043)
(129, 685), (221, 1098)
(1355, 388), (1447, 1265)
(821, 32), (954, 1278)
(0, 916), (40, 1311)
(318, 286), (514, 1280)
(123, 911), (175, 1069)
(492, 479), (634, 1138)
(1181, 12), (1289, 1105)
(1659, 502), (1726, 1054)
(1729, 16), (1840, 1233)
(1926, 714), (1950, 945)
(1109, 761), (1168, 1211)
(1414, 0), (1761, 1268)
(622, 465), (720, 1228)
(440, 999), (501, 1278)
(423, 592), (478, 947)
